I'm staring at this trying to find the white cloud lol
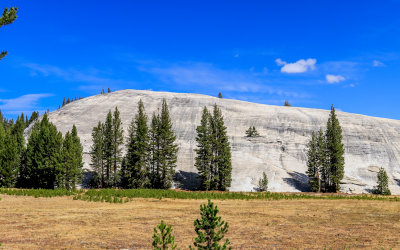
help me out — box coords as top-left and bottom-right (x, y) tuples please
(276, 58), (317, 73)
(0, 94), (53, 114)
(373, 60), (385, 67)
(326, 74), (345, 84)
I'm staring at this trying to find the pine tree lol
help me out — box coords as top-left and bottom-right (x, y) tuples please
(61, 125), (83, 189)
(374, 168), (391, 195)
(124, 100), (150, 188)
(27, 111), (39, 127)
(306, 131), (319, 192)
(157, 99), (178, 189)
(218, 92), (223, 98)
(190, 200), (231, 250)
(195, 107), (212, 190)
(0, 7), (18, 61)
(152, 220), (178, 250)
(257, 172), (268, 192)
(0, 122), (19, 187)
(25, 113), (63, 189)
(149, 113), (161, 188)
(108, 88), (111, 93)
(284, 100), (291, 107)
(112, 107), (124, 186)
(103, 111), (113, 187)
(210, 104), (232, 191)
(62, 97), (66, 107)
(245, 126), (260, 137)
(90, 121), (105, 188)
(316, 129), (327, 192)
(325, 105), (345, 192)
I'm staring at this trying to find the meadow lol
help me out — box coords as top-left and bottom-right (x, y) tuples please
(0, 189), (400, 248)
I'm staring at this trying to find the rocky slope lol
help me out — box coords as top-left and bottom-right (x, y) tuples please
(26, 90), (400, 194)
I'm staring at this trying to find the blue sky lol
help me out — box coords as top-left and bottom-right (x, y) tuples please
(1, 1), (400, 119)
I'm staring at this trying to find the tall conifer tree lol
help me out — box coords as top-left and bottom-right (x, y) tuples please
(325, 105), (345, 192)
(111, 107), (124, 186)
(0, 122), (19, 187)
(306, 131), (319, 192)
(149, 113), (161, 188)
(90, 121), (105, 187)
(103, 111), (113, 187)
(211, 104), (232, 191)
(157, 99), (178, 189)
(195, 107), (212, 190)
(124, 100), (150, 188)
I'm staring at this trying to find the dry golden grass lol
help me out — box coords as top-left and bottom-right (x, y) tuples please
(1, 194), (400, 249)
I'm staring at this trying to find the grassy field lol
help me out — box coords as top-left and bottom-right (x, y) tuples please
(1, 194), (400, 249)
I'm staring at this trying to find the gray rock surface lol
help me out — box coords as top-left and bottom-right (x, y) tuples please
(25, 89), (400, 194)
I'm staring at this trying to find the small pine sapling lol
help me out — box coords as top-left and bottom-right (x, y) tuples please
(373, 168), (391, 195)
(152, 220), (178, 250)
(190, 200), (231, 250)
(258, 172), (268, 192)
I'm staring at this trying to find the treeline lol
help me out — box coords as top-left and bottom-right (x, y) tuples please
(0, 111), (83, 189)
(89, 99), (178, 189)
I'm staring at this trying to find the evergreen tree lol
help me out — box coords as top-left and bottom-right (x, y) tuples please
(112, 107), (124, 186)
(284, 100), (291, 107)
(195, 107), (212, 190)
(257, 171), (268, 192)
(210, 104), (232, 191)
(0, 7), (18, 61)
(90, 121), (105, 188)
(152, 220), (177, 250)
(245, 126), (260, 137)
(103, 111), (113, 187)
(218, 92), (223, 98)
(108, 88), (111, 93)
(27, 111), (39, 127)
(373, 168), (391, 195)
(306, 131), (319, 192)
(124, 100), (150, 188)
(0, 122), (19, 187)
(190, 200), (231, 250)
(325, 105), (345, 192)
(157, 99), (178, 189)
(316, 129), (327, 192)
(149, 113), (161, 188)
(25, 113), (63, 189)
(62, 97), (66, 107)
(61, 125), (83, 189)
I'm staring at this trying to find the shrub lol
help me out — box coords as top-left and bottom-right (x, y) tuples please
(152, 220), (177, 250)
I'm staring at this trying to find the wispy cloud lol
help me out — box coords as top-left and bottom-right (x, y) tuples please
(23, 63), (136, 92)
(276, 58), (317, 73)
(372, 60), (385, 67)
(326, 74), (345, 84)
(0, 93), (53, 115)
(144, 63), (308, 98)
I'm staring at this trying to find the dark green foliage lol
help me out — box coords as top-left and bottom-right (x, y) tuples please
(90, 108), (124, 188)
(149, 113), (161, 188)
(257, 172), (268, 192)
(218, 92), (222, 99)
(123, 100), (150, 188)
(325, 105), (345, 192)
(27, 111), (39, 127)
(306, 132), (319, 192)
(195, 105), (232, 191)
(190, 200), (231, 250)
(108, 88), (111, 93)
(245, 126), (260, 137)
(316, 129), (327, 192)
(90, 121), (105, 188)
(152, 220), (177, 250)
(112, 107), (124, 186)
(373, 168), (391, 195)
(210, 105), (232, 191)
(284, 100), (291, 107)
(60, 125), (83, 189)
(157, 100), (178, 189)
(0, 7), (18, 61)
(25, 114), (63, 189)
(195, 107), (212, 190)
(0, 122), (19, 187)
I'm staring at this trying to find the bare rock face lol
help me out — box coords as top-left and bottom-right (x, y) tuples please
(25, 90), (400, 194)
